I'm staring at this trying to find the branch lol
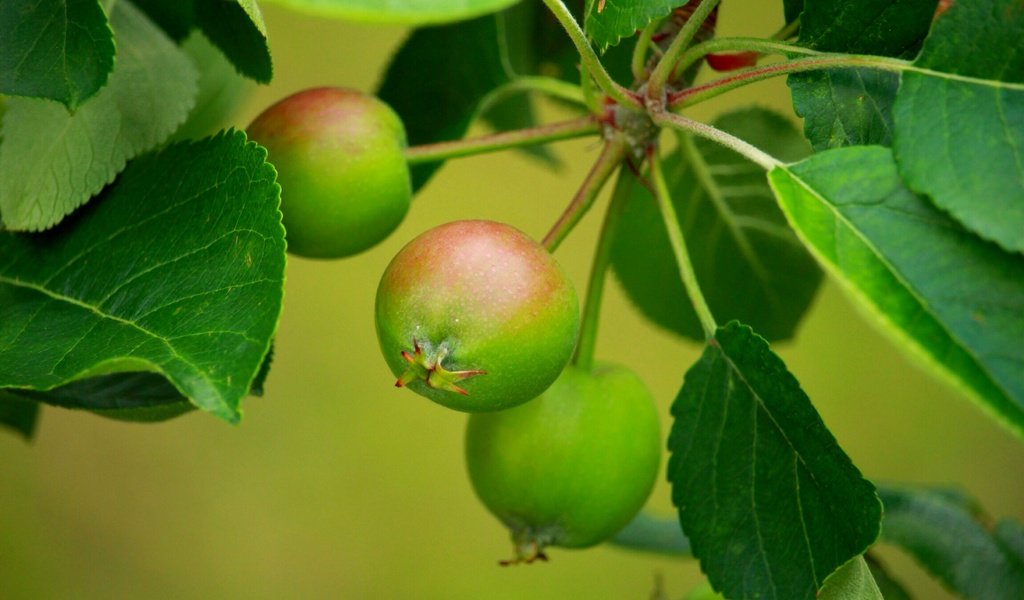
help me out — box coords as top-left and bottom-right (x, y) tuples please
(404, 116), (599, 165)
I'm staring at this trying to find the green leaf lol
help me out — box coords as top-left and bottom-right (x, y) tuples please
(0, 1), (198, 232)
(611, 108), (820, 342)
(171, 32), (254, 142)
(788, 0), (936, 150)
(9, 373), (193, 422)
(768, 146), (1024, 438)
(0, 131), (285, 424)
(378, 14), (515, 190)
(818, 556), (883, 600)
(257, 0), (520, 24)
(195, 0), (273, 83)
(668, 321), (881, 600)
(879, 485), (1024, 599)
(784, 0), (802, 24)
(0, 392), (40, 440)
(582, 0), (678, 51)
(0, 0), (115, 109)
(132, 0), (194, 40)
(892, 0), (1024, 254)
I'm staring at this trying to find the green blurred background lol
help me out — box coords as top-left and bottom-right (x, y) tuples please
(2, 3), (1022, 599)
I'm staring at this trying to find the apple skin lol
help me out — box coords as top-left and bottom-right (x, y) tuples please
(247, 87), (411, 258)
(465, 363), (662, 561)
(375, 220), (579, 412)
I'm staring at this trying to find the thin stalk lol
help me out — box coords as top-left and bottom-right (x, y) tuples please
(651, 111), (779, 171)
(404, 116), (599, 165)
(572, 166), (633, 371)
(540, 0), (643, 110)
(541, 138), (628, 252)
(488, 76), (587, 107)
(666, 53), (1007, 109)
(672, 37), (821, 78)
(647, 0), (722, 99)
(631, 18), (663, 82)
(649, 150), (717, 339)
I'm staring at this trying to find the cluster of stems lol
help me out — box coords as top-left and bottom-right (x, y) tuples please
(401, 0), (927, 366)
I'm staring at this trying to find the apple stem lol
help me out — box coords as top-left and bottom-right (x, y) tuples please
(541, 138), (628, 253)
(572, 165), (634, 372)
(403, 116), (600, 165)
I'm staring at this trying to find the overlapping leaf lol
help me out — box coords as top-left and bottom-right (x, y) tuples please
(0, 392), (39, 440)
(0, 0), (114, 109)
(788, 0), (936, 150)
(892, 0), (1024, 254)
(0, 1), (197, 232)
(171, 32), (253, 142)
(258, 0), (519, 24)
(668, 321), (881, 600)
(132, 0), (272, 83)
(612, 108), (820, 342)
(583, 0), (680, 51)
(0, 131), (284, 423)
(879, 485), (1024, 599)
(818, 557), (883, 600)
(768, 146), (1024, 438)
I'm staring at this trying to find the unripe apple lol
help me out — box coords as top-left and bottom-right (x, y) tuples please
(247, 87), (411, 258)
(375, 220), (579, 412)
(465, 363), (662, 563)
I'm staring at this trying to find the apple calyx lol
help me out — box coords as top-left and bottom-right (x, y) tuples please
(394, 338), (486, 396)
(499, 529), (553, 566)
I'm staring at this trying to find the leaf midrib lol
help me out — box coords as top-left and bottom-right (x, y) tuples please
(780, 166), (1017, 417)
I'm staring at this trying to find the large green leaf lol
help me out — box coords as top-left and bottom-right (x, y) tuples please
(879, 485), (1024, 599)
(0, 392), (40, 440)
(768, 146), (1024, 438)
(0, 1), (197, 232)
(818, 557), (883, 600)
(892, 0), (1024, 254)
(0, 131), (285, 423)
(788, 0), (936, 150)
(668, 321), (881, 600)
(258, 0), (519, 24)
(582, 0), (681, 51)
(612, 108), (820, 342)
(0, 0), (114, 109)
(378, 14), (515, 190)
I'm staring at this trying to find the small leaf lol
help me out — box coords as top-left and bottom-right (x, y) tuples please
(0, 392), (40, 440)
(879, 485), (1024, 599)
(788, 0), (937, 150)
(195, 0), (273, 83)
(612, 108), (820, 342)
(10, 373), (193, 422)
(0, 1), (198, 232)
(378, 14), (515, 190)
(892, 0), (1024, 254)
(668, 321), (881, 600)
(0, 131), (285, 423)
(0, 0), (115, 109)
(768, 146), (1024, 438)
(257, 0), (520, 24)
(818, 556), (883, 600)
(582, 0), (679, 51)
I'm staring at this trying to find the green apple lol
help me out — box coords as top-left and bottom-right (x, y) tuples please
(247, 87), (411, 258)
(465, 363), (662, 563)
